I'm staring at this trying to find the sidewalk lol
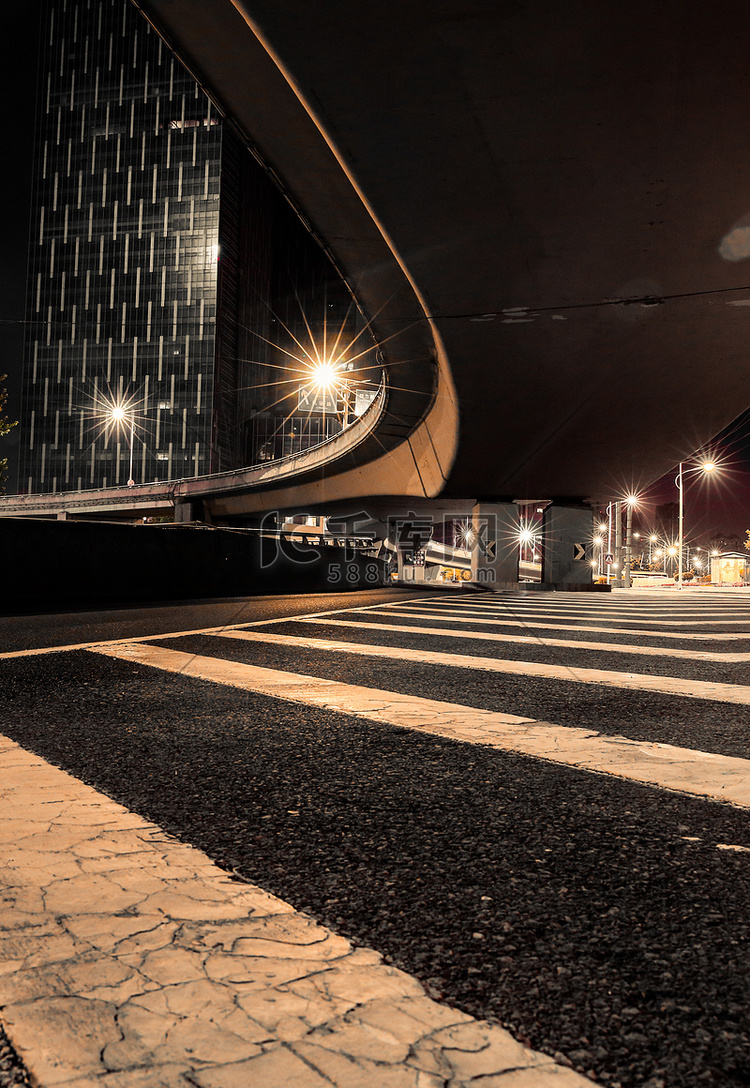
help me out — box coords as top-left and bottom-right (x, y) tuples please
(0, 733), (590, 1088)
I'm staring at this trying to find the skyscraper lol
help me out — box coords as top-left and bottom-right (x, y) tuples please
(18, 0), (377, 495)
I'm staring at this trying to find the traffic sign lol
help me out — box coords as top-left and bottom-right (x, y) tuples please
(573, 543), (586, 561)
(298, 386), (338, 413)
(605, 553), (614, 565)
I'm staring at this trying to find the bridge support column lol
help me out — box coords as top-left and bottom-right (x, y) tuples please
(174, 500), (202, 524)
(541, 503), (594, 587)
(470, 502), (519, 589)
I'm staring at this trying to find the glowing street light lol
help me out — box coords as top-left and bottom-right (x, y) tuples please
(309, 361), (340, 390)
(667, 545), (678, 575)
(109, 404), (136, 486)
(676, 458), (718, 588)
(449, 518), (473, 551)
(517, 525), (536, 568)
(87, 386), (147, 487)
(623, 492), (639, 588)
(298, 357), (357, 431)
(592, 534), (605, 577)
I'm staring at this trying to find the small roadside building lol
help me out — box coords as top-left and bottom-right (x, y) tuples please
(710, 552), (749, 585)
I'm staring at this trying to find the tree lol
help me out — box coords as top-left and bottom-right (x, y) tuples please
(0, 375), (18, 495)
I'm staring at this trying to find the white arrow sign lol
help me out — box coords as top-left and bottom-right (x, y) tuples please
(573, 543), (586, 561)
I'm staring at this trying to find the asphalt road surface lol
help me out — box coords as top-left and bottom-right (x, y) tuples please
(1, 585), (750, 1087)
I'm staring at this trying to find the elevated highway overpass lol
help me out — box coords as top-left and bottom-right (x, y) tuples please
(4, 0), (750, 587)
(128, 0), (750, 505)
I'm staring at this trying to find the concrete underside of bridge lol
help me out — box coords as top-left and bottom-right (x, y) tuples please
(126, 0), (750, 511)
(5, 0), (750, 534)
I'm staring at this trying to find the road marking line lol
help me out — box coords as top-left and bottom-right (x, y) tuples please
(385, 601), (750, 617)
(415, 600), (750, 626)
(285, 617), (750, 663)
(416, 603), (750, 626)
(427, 598), (750, 611)
(0, 597), (439, 660)
(90, 643), (750, 808)
(167, 627), (750, 704)
(355, 608), (750, 643)
(425, 596), (750, 611)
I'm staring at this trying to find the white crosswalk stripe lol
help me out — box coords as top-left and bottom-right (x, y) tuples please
(93, 640), (750, 809)
(289, 616), (750, 661)
(369, 606), (750, 640)
(401, 606), (750, 626)
(81, 588), (750, 810)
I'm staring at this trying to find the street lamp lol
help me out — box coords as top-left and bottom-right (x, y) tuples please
(109, 404), (136, 487)
(309, 361), (339, 389)
(517, 526), (535, 568)
(593, 534), (604, 577)
(299, 358), (352, 436)
(623, 493), (639, 588)
(676, 459), (717, 588)
(666, 545), (678, 576)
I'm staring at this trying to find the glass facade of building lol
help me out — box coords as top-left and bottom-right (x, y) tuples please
(19, 0), (379, 495)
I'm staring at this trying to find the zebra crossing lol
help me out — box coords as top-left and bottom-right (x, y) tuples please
(93, 587), (750, 805)
(2, 586), (750, 1088)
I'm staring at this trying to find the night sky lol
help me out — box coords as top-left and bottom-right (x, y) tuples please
(1, 0), (749, 542)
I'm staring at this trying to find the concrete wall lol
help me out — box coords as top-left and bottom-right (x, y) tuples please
(0, 519), (386, 612)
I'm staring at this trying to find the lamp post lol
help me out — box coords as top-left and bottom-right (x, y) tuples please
(667, 545), (678, 575)
(110, 405), (136, 487)
(593, 534), (604, 577)
(623, 494), (638, 588)
(301, 359), (347, 445)
(519, 527), (534, 567)
(676, 459), (716, 589)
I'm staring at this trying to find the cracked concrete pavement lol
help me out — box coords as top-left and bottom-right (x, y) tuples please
(0, 733), (592, 1087)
